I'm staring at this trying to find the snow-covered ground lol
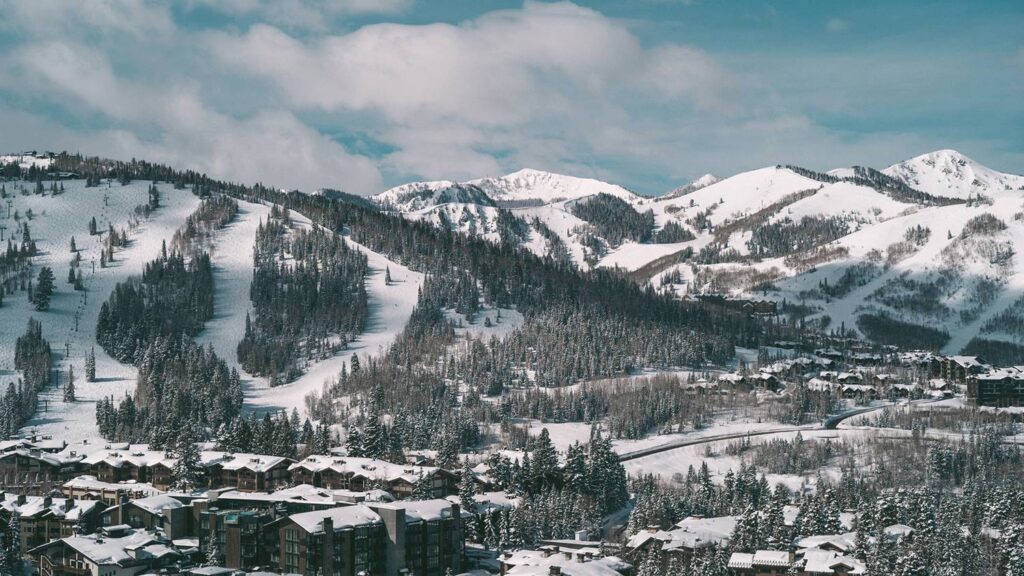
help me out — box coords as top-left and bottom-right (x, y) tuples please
(377, 150), (1024, 350)
(244, 215), (425, 415)
(0, 180), (200, 443)
(193, 198), (271, 388)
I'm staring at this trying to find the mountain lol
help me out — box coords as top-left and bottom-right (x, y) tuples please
(884, 149), (1024, 200)
(468, 168), (644, 205)
(375, 169), (655, 268)
(376, 151), (1024, 359)
(663, 173), (720, 198)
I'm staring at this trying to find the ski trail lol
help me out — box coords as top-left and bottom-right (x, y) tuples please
(244, 211), (424, 416)
(194, 199), (270, 384)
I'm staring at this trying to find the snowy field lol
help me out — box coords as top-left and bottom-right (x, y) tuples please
(192, 199), (272, 391)
(0, 179), (200, 443)
(244, 210), (425, 415)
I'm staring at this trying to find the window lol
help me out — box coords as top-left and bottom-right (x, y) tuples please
(284, 528), (301, 573)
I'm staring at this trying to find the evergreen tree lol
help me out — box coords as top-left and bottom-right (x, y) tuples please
(33, 266), (54, 311)
(637, 546), (663, 576)
(64, 365), (75, 402)
(85, 348), (96, 382)
(172, 432), (204, 491)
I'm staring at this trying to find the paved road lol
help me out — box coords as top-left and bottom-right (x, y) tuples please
(616, 399), (936, 462)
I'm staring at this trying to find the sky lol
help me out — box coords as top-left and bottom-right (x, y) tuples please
(0, 0), (1020, 196)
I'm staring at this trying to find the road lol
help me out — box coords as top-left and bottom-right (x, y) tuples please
(616, 399), (934, 462)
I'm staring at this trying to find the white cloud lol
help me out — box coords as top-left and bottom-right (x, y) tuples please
(0, 38), (382, 194)
(185, 0), (413, 32)
(0, 0), (175, 39)
(0, 0), (1014, 195)
(203, 1), (738, 182)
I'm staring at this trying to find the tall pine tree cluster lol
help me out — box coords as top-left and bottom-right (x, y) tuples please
(237, 205), (368, 384)
(93, 195), (241, 442)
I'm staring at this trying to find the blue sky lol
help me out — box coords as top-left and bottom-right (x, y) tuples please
(0, 0), (1020, 195)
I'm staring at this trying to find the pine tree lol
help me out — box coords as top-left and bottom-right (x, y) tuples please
(64, 365), (75, 402)
(532, 428), (562, 490)
(33, 266), (54, 311)
(385, 266), (392, 285)
(362, 413), (385, 459)
(346, 427), (365, 457)
(172, 432), (204, 491)
(637, 545), (663, 576)
(205, 535), (221, 567)
(85, 348), (96, 382)
(70, 236), (76, 252)
(412, 474), (433, 500)
(88, 216), (97, 236)
(459, 460), (477, 512)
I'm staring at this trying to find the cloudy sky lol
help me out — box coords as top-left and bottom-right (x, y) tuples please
(0, 0), (1020, 195)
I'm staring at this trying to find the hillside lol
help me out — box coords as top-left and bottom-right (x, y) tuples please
(378, 151), (1024, 357)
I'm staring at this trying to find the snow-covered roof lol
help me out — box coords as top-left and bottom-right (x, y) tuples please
(0, 447), (81, 467)
(727, 553), (753, 569)
(76, 446), (290, 473)
(130, 495), (184, 516)
(801, 549), (865, 574)
(795, 533), (856, 553)
(1, 495), (102, 521)
(752, 550), (792, 567)
(213, 483), (393, 507)
(502, 549), (630, 576)
(948, 355), (984, 368)
(388, 499), (467, 522)
(288, 505), (384, 534)
(883, 523), (914, 539)
(63, 475), (164, 496)
(289, 455), (443, 483)
(446, 491), (518, 514)
(41, 530), (176, 566)
(653, 515), (736, 551)
(215, 452), (290, 472)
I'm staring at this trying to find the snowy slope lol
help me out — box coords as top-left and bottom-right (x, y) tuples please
(663, 174), (720, 199)
(884, 150), (1024, 200)
(378, 150), (1024, 351)
(469, 168), (644, 204)
(245, 210), (424, 415)
(0, 179), (200, 443)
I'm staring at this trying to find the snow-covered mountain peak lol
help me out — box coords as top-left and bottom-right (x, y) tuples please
(375, 180), (498, 212)
(469, 168), (643, 204)
(884, 149), (1024, 199)
(663, 173), (720, 198)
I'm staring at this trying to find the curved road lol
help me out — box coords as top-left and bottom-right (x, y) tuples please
(617, 399), (935, 462)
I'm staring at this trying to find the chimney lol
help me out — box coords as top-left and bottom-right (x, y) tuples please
(549, 567), (561, 576)
(322, 516), (334, 535)
(64, 498), (75, 512)
(563, 550), (572, 560)
(43, 495), (52, 508)
(576, 553), (585, 564)
(17, 494), (26, 506)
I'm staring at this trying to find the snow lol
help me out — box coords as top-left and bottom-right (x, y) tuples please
(446, 306), (525, 342)
(0, 152), (53, 170)
(471, 168), (643, 204)
(0, 179), (200, 444)
(245, 213), (424, 415)
(288, 505), (384, 533)
(884, 149), (1024, 200)
(193, 199), (271, 389)
(663, 174), (720, 198)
